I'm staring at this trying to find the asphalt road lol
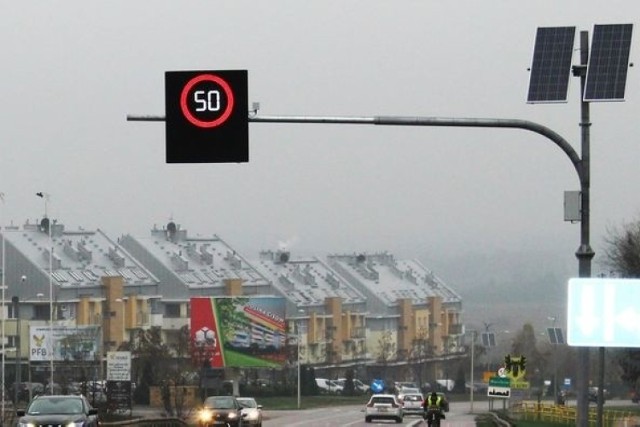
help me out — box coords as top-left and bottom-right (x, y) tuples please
(262, 401), (488, 427)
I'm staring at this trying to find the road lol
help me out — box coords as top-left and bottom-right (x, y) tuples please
(262, 401), (492, 427)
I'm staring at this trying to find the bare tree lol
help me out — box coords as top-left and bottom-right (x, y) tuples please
(602, 218), (640, 391)
(375, 331), (396, 384)
(408, 328), (431, 389)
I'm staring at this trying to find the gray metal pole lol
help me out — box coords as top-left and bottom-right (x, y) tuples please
(573, 30), (595, 427)
(12, 297), (20, 405)
(128, 111), (591, 419)
(469, 330), (475, 414)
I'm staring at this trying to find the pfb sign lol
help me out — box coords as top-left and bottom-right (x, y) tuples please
(31, 347), (49, 358)
(29, 325), (100, 362)
(30, 328), (50, 361)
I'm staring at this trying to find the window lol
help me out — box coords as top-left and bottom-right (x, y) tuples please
(34, 304), (51, 320)
(165, 303), (180, 318)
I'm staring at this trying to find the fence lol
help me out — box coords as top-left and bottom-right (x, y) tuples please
(511, 401), (640, 426)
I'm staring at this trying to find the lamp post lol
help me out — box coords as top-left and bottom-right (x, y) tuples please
(468, 329), (477, 413)
(36, 192), (54, 393)
(297, 321), (301, 409)
(12, 296), (20, 405)
(295, 309), (305, 410)
(1, 192), (5, 423)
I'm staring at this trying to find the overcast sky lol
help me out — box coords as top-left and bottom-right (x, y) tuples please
(2, 1), (639, 285)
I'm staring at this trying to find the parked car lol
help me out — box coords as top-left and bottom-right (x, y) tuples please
(197, 395), (246, 427)
(437, 392), (450, 412)
(397, 386), (421, 396)
(588, 387), (608, 403)
(398, 392), (424, 416)
(395, 381), (418, 392)
(335, 378), (370, 393)
(315, 378), (343, 394)
(364, 393), (403, 423)
(237, 397), (262, 427)
(16, 395), (99, 427)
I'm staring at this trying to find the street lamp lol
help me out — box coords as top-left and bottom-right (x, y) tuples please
(295, 309), (305, 410)
(468, 329), (477, 413)
(36, 192), (54, 393)
(1, 192), (5, 422)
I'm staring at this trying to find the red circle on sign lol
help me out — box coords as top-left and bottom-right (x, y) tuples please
(180, 74), (235, 128)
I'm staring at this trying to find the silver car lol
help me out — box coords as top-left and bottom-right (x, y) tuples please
(399, 393), (424, 415)
(237, 397), (263, 427)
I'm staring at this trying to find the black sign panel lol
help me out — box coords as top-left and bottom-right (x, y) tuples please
(165, 70), (248, 163)
(106, 380), (132, 410)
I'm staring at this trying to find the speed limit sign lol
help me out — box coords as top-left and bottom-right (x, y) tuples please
(165, 70), (248, 163)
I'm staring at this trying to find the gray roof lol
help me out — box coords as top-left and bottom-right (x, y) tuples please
(254, 250), (367, 310)
(1, 220), (159, 302)
(118, 222), (271, 299)
(327, 252), (462, 308)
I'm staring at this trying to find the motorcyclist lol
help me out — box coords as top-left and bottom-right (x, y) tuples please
(423, 391), (444, 426)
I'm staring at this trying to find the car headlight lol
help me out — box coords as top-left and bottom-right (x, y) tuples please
(65, 422), (86, 427)
(18, 423), (36, 427)
(227, 412), (237, 419)
(198, 409), (213, 422)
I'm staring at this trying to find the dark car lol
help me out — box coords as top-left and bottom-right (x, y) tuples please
(436, 392), (450, 412)
(197, 395), (246, 427)
(588, 387), (607, 404)
(16, 394), (99, 427)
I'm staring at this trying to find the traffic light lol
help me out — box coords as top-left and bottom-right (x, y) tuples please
(165, 70), (249, 163)
(521, 356), (527, 371)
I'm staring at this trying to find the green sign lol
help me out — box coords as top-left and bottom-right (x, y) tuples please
(489, 376), (511, 387)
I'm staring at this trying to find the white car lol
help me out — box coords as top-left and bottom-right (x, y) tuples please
(364, 394), (403, 423)
(237, 397), (262, 427)
(315, 378), (343, 394)
(335, 378), (370, 393)
(398, 386), (421, 395)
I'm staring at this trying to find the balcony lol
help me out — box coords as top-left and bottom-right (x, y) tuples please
(447, 323), (464, 335)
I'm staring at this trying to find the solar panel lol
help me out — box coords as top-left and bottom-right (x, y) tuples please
(481, 332), (496, 347)
(547, 327), (565, 344)
(527, 26), (576, 103)
(584, 24), (633, 101)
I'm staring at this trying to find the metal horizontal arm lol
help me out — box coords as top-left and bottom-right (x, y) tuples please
(126, 113), (582, 182)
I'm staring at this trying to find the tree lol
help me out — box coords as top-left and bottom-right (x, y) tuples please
(603, 219), (640, 277)
(603, 218), (640, 390)
(120, 327), (172, 404)
(510, 323), (547, 386)
(376, 331), (396, 365)
(408, 328), (431, 390)
(373, 330), (396, 389)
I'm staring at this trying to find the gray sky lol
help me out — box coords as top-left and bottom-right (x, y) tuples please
(2, 1), (639, 287)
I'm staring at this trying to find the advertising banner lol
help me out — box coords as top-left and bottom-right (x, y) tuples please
(29, 325), (100, 362)
(190, 297), (287, 368)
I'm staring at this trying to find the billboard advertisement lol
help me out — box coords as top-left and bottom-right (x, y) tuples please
(190, 297), (287, 368)
(29, 325), (100, 362)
